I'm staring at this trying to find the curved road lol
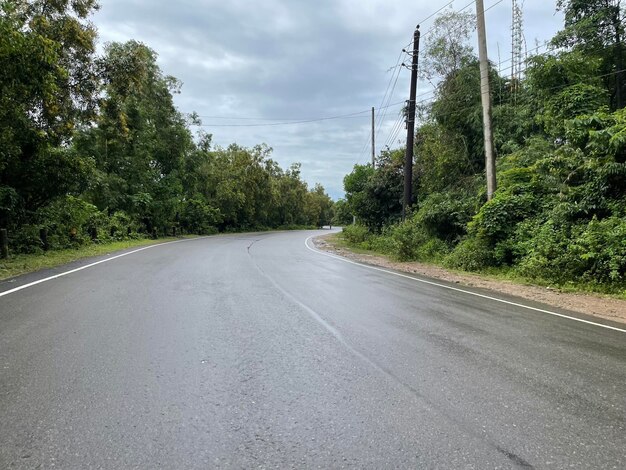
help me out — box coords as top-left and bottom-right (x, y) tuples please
(0, 230), (624, 468)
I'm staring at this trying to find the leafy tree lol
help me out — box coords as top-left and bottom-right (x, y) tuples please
(553, 0), (625, 108)
(337, 2), (626, 291)
(332, 199), (353, 226)
(343, 149), (404, 230)
(420, 9), (476, 85)
(75, 40), (194, 230)
(0, 0), (99, 227)
(305, 184), (334, 228)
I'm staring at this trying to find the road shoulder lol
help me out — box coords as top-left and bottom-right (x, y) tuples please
(313, 233), (626, 326)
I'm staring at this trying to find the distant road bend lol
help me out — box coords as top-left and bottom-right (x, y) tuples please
(0, 230), (624, 468)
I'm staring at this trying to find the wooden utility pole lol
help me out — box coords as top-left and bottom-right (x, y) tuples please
(403, 25), (420, 219)
(371, 107), (375, 168)
(476, 0), (497, 200)
(372, 106), (376, 168)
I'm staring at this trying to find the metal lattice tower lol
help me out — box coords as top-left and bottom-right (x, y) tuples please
(511, 0), (525, 91)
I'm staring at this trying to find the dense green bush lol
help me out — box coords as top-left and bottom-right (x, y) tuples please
(9, 225), (44, 255)
(335, 9), (626, 293)
(36, 196), (102, 249)
(180, 199), (222, 235)
(516, 217), (626, 286)
(415, 192), (475, 242)
(341, 224), (370, 244)
(387, 219), (424, 261)
(7, 198), (141, 254)
(444, 236), (496, 272)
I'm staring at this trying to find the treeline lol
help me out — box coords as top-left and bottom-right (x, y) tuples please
(0, 1), (333, 254)
(340, 2), (626, 292)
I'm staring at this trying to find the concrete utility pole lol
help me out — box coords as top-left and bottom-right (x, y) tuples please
(371, 107), (375, 168)
(476, 0), (497, 200)
(403, 25), (420, 219)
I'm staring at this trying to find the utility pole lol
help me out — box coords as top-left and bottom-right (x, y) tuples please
(403, 25), (420, 219)
(476, 0), (497, 200)
(371, 107), (375, 168)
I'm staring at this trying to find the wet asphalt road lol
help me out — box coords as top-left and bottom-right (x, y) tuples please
(0, 230), (624, 469)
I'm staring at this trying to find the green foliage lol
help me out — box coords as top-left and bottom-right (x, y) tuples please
(552, 0), (625, 109)
(444, 236), (496, 272)
(331, 199), (353, 226)
(36, 195), (101, 249)
(415, 192), (475, 242)
(340, 190), (473, 263)
(541, 84), (609, 138)
(180, 199), (221, 234)
(0, 10), (334, 256)
(415, 123), (471, 194)
(420, 9), (476, 83)
(0, 0), (99, 217)
(343, 149), (404, 230)
(341, 224), (370, 245)
(516, 216), (626, 285)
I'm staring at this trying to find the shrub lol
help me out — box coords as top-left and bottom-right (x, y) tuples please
(388, 219), (424, 261)
(415, 192), (474, 242)
(36, 196), (102, 249)
(444, 236), (496, 271)
(415, 238), (451, 262)
(341, 224), (370, 244)
(470, 190), (537, 243)
(516, 216), (626, 286)
(8, 225), (43, 254)
(181, 199), (222, 234)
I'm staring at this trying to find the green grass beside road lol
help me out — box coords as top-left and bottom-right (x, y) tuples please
(0, 237), (191, 281)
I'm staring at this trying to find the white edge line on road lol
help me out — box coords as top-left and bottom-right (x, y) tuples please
(0, 237), (206, 299)
(305, 235), (626, 334)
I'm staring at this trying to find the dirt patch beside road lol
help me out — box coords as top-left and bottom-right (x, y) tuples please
(313, 233), (626, 326)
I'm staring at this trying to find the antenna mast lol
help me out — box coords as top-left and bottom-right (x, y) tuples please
(511, 0), (525, 96)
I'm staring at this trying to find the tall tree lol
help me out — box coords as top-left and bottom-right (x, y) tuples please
(75, 40), (194, 230)
(0, 0), (99, 227)
(420, 9), (476, 86)
(553, 0), (625, 108)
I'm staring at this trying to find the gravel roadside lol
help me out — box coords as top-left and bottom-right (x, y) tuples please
(313, 233), (626, 326)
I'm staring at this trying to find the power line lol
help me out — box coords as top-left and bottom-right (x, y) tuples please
(374, 64), (403, 146)
(380, 87), (438, 149)
(189, 101), (405, 128)
(364, 0), (505, 159)
(420, 0), (457, 25)
(364, 2), (469, 162)
(383, 111), (406, 150)
(421, 0), (504, 38)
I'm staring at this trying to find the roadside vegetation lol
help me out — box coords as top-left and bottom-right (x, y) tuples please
(0, 236), (187, 280)
(336, 2), (626, 296)
(0, 0), (333, 261)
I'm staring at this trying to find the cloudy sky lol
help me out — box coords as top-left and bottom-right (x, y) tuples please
(91, 0), (564, 199)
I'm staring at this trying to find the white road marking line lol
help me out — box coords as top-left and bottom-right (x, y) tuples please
(0, 237), (206, 299)
(305, 235), (626, 334)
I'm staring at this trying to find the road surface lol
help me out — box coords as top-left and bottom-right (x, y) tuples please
(0, 230), (624, 468)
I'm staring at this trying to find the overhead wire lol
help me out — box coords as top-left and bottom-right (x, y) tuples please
(371, 1), (477, 159)
(189, 100), (405, 128)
